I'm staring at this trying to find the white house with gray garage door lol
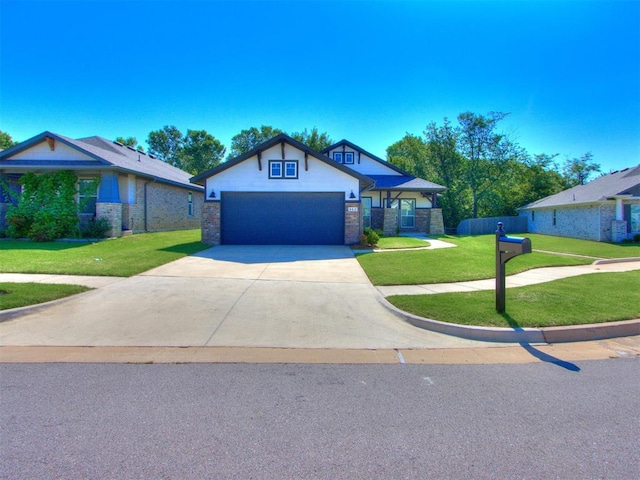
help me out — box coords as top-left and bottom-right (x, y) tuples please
(191, 134), (446, 245)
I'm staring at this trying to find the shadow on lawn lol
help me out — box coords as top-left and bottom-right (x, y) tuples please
(502, 312), (581, 372)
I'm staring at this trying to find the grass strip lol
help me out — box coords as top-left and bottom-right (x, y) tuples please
(0, 230), (209, 277)
(0, 283), (91, 311)
(375, 237), (429, 249)
(387, 270), (640, 328)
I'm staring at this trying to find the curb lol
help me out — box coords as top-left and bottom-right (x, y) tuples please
(380, 297), (640, 344)
(593, 257), (640, 265)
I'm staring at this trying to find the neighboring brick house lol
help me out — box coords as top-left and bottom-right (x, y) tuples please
(518, 165), (640, 242)
(0, 131), (203, 237)
(191, 134), (446, 245)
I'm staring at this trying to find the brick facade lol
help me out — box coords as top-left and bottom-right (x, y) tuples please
(145, 182), (202, 231)
(345, 202), (361, 245)
(201, 201), (221, 245)
(428, 208), (445, 235)
(96, 202), (123, 237)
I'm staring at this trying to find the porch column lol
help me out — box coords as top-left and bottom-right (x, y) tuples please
(383, 208), (397, 236)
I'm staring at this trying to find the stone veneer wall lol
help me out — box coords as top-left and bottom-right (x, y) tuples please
(371, 208), (384, 231)
(201, 201), (221, 245)
(428, 208), (444, 235)
(344, 203), (361, 245)
(145, 182), (202, 231)
(383, 208), (398, 236)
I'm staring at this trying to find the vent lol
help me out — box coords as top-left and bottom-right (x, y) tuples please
(113, 140), (124, 146)
(148, 153), (156, 159)
(127, 145), (136, 151)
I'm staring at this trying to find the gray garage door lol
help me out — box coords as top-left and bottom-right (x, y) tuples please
(221, 192), (345, 245)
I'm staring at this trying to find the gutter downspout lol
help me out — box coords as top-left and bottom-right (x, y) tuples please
(144, 179), (156, 232)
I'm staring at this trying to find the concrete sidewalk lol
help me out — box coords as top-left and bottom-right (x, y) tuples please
(376, 259), (640, 296)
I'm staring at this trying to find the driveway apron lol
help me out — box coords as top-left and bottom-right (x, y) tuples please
(0, 246), (488, 349)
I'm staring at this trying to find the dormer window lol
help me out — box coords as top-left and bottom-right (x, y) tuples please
(344, 152), (354, 164)
(269, 160), (298, 179)
(333, 151), (355, 164)
(333, 152), (343, 163)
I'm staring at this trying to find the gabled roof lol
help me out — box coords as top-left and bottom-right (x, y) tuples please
(323, 139), (447, 192)
(519, 165), (640, 210)
(322, 139), (410, 176)
(190, 133), (375, 190)
(0, 131), (202, 191)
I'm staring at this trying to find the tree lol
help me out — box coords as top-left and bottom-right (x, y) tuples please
(0, 130), (18, 150)
(386, 133), (431, 179)
(456, 111), (522, 218)
(228, 125), (283, 158)
(290, 127), (333, 152)
(179, 130), (226, 175)
(147, 126), (184, 166)
(562, 152), (600, 187)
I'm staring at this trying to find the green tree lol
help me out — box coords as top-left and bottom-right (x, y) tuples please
(179, 130), (226, 175)
(147, 125), (184, 166)
(386, 133), (432, 179)
(457, 111), (522, 218)
(562, 152), (600, 187)
(290, 127), (333, 152)
(0, 130), (18, 149)
(229, 125), (283, 158)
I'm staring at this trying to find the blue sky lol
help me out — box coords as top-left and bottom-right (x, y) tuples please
(1, 0), (638, 173)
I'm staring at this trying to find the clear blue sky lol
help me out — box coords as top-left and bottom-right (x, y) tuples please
(1, 0), (639, 173)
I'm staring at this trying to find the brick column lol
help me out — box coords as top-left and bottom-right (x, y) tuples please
(383, 208), (397, 236)
(344, 203), (361, 245)
(0, 203), (7, 233)
(429, 208), (444, 235)
(415, 209), (431, 234)
(202, 202), (221, 245)
(96, 202), (123, 238)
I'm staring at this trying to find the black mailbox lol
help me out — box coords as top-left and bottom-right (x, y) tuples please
(495, 223), (532, 313)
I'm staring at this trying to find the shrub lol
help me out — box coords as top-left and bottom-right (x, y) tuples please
(634, 234), (640, 243)
(81, 217), (111, 238)
(364, 227), (380, 246)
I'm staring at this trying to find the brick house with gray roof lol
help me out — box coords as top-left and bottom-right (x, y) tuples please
(0, 131), (203, 237)
(518, 165), (640, 242)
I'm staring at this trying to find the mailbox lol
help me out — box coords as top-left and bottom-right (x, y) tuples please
(495, 223), (532, 313)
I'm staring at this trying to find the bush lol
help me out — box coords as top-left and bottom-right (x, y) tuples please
(81, 217), (111, 238)
(364, 227), (380, 246)
(634, 234), (640, 243)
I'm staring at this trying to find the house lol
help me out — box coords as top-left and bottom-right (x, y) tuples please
(0, 131), (203, 237)
(518, 165), (640, 242)
(190, 134), (446, 245)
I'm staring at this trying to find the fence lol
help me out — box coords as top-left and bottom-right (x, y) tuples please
(456, 215), (527, 235)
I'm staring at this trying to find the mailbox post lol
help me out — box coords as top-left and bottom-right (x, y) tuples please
(495, 222), (532, 313)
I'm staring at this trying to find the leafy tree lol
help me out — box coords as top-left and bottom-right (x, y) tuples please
(147, 125), (184, 166)
(229, 125), (283, 158)
(562, 152), (600, 187)
(457, 111), (522, 218)
(179, 130), (226, 175)
(387, 133), (432, 179)
(290, 127), (333, 152)
(0, 130), (18, 150)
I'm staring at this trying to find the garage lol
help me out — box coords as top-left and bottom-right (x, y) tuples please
(221, 192), (345, 245)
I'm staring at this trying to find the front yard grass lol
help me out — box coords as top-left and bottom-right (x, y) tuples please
(0, 229), (209, 277)
(357, 234), (598, 286)
(0, 283), (91, 311)
(375, 236), (429, 249)
(388, 270), (640, 328)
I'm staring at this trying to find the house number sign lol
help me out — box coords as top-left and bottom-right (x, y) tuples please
(347, 206), (358, 212)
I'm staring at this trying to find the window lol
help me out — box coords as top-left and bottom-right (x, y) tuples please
(333, 152), (343, 163)
(284, 161), (298, 178)
(269, 160), (298, 179)
(344, 152), (355, 164)
(400, 199), (415, 228)
(553, 209), (557, 226)
(531, 211), (535, 222)
(188, 192), (193, 216)
(78, 179), (98, 215)
(630, 205), (639, 232)
(362, 197), (372, 229)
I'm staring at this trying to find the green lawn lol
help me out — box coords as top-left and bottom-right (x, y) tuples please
(0, 230), (209, 277)
(375, 236), (429, 249)
(357, 234), (597, 286)
(388, 270), (640, 328)
(0, 282), (91, 311)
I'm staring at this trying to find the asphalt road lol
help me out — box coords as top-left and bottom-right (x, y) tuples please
(1, 359), (639, 479)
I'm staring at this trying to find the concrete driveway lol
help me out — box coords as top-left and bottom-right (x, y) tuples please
(0, 245), (488, 349)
